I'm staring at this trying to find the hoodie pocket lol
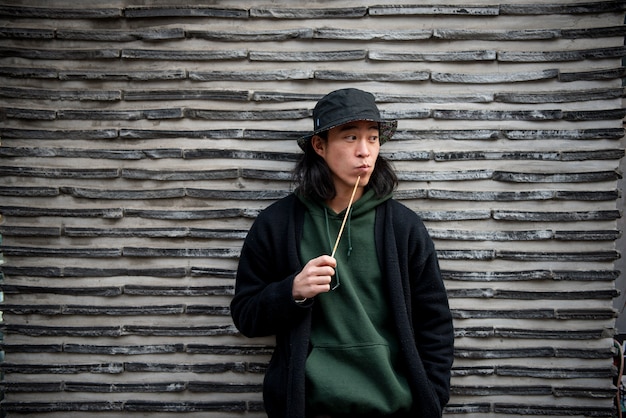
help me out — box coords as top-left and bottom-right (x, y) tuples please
(305, 343), (412, 415)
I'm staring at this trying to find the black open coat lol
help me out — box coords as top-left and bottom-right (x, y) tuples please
(230, 194), (454, 418)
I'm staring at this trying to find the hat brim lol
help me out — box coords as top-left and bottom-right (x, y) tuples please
(297, 118), (397, 150)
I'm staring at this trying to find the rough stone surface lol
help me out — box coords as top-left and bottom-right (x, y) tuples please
(0, 2), (623, 417)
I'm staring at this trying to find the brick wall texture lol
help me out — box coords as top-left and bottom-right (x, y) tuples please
(0, 1), (625, 417)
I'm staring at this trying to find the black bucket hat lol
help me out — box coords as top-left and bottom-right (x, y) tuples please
(297, 88), (397, 150)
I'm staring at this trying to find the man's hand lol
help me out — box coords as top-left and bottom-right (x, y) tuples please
(292, 255), (336, 300)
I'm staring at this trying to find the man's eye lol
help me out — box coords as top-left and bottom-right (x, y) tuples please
(370, 136), (379, 142)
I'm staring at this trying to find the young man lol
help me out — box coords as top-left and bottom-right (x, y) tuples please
(231, 88), (454, 417)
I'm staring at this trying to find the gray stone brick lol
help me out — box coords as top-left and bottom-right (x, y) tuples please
(0, 87), (121, 101)
(437, 249), (495, 260)
(122, 325), (236, 337)
(560, 149), (625, 160)
(495, 87), (623, 103)
(123, 285), (233, 296)
(315, 28), (431, 40)
(189, 69), (312, 81)
(2, 325), (121, 337)
(2, 107), (56, 120)
(188, 28), (312, 41)
(0, 66), (57, 78)
(429, 229), (553, 241)
(0, 206), (123, 218)
(563, 108), (626, 121)
(562, 25), (626, 39)
(1, 127), (118, 138)
(0, 226), (60, 237)
(0, 382), (62, 392)
(1, 246), (121, 258)
(187, 382), (262, 393)
(0, 284), (122, 297)
(0, 27), (54, 39)
(122, 48), (248, 61)
(432, 69), (559, 83)
(0, 5), (121, 18)
(0, 166), (119, 179)
(62, 305), (186, 315)
(2, 402), (123, 413)
(369, 5), (499, 16)
(315, 70), (430, 82)
(250, 49), (366, 61)
(494, 403), (613, 416)
(250, 7), (366, 19)
(498, 250), (620, 261)
(123, 89), (248, 101)
(370, 49), (496, 62)
(59, 69), (186, 81)
(123, 400), (246, 413)
(500, 2), (626, 15)
(186, 188), (289, 200)
(498, 46), (626, 62)
(398, 170), (493, 181)
(60, 186), (185, 200)
(0, 46), (120, 60)
(65, 227), (185, 238)
(122, 247), (240, 258)
(186, 108), (309, 120)
(559, 66), (625, 81)
(554, 230), (622, 240)
(124, 6), (247, 19)
(434, 28), (561, 40)
(124, 208), (243, 220)
(56, 28), (185, 41)
(504, 128), (624, 140)
(0, 187), (58, 197)
(63, 344), (184, 355)
(185, 344), (273, 355)
(492, 170), (619, 182)
(58, 108), (184, 120)
(189, 267), (236, 278)
(417, 210), (491, 221)
(492, 210), (620, 222)
(64, 382), (186, 392)
(433, 109), (562, 121)
(184, 148), (298, 162)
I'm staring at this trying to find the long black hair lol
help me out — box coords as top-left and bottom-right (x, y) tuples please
(292, 133), (398, 202)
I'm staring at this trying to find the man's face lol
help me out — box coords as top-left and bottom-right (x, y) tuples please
(312, 120), (381, 194)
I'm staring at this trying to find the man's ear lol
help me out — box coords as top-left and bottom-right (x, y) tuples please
(311, 135), (326, 157)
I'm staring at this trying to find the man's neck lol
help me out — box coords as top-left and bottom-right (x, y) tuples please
(327, 188), (363, 214)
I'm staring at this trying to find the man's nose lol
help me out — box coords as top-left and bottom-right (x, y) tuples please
(356, 138), (370, 156)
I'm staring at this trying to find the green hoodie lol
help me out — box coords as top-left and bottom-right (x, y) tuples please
(297, 189), (412, 415)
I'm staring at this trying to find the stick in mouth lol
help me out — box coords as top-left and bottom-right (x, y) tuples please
(330, 176), (361, 258)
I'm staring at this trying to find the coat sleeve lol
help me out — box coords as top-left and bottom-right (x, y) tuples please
(230, 197), (310, 338)
(406, 215), (455, 409)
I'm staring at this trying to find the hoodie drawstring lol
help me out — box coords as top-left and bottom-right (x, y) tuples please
(346, 211), (353, 257)
(324, 206), (354, 290)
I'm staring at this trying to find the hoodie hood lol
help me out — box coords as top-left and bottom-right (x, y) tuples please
(297, 187), (392, 220)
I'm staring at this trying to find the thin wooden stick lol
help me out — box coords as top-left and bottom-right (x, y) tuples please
(330, 176), (360, 258)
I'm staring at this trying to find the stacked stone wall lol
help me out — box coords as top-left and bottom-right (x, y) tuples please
(0, 1), (624, 416)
